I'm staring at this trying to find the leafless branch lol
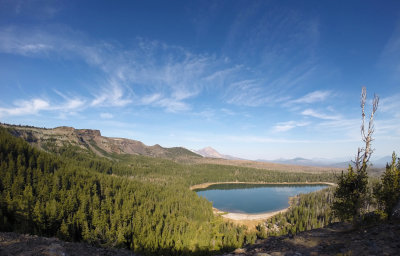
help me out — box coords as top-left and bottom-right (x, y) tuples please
(360, 87), (367, 141)
(356, 87), (379, 171)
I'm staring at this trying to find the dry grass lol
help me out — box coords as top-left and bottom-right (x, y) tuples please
(186, 157), (342, 173)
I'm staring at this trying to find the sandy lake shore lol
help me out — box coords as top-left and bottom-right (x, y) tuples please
(220, 208), (289, 221)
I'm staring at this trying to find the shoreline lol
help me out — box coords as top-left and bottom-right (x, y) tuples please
(192, 181), (335, 221)
(190, 181), (336, 191)
(216, 207), (289, 221)
(213, 195), (296, 221)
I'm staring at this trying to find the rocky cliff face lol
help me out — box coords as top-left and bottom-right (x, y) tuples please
(1, 123), (201, 160)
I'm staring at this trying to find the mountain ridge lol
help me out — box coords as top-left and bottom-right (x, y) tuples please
(0, 123), (201, 160)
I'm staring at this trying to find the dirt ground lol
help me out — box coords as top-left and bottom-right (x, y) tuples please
(219, 221), (400, 256)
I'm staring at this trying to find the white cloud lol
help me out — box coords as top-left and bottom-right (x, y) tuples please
(224, 62), (316, 107)
(379, 94), (400, 113)
(301, 108), (340, 120)
(140, 94), (191, 112)
(156, 98), (190, 112)
(0, 91), (87, 118)
(0, 27), (57, 57)
(221, 4), (320, 107)
(141, 94), (162, 105)
(0, 98), (50, 117)
(204, 65), (242, 83)
(0, 25), (330, 117)
(225, 79), (268, 106)
(291, 90), (331, 104)
(273, 121), (310, 132)
(61, 98), (85, 110)
(91, 79), (132, 107)
(53, 91), (86, 111)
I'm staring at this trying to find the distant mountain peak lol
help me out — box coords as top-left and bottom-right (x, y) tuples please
(194, 147), (243, 160)
(203, 146), (215, 150)
(195, 147), (224, 158)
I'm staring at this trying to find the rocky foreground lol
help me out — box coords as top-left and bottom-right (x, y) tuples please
(220, 222), (400, 256)
(0, 232), (136, 256)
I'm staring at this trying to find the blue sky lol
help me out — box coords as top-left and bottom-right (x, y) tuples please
(0, 0), (399, 161)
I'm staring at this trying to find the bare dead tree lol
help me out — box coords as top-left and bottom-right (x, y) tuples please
(334, 87), (380, 224)
(353, 86), (379, 171)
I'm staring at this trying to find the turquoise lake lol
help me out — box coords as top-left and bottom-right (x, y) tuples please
(195, 183), (328, 214)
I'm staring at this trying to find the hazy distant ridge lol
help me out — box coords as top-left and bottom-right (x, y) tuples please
(263, 156), (392, 168)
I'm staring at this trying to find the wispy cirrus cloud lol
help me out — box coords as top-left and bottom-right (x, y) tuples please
(223, 63), (317, 107)
(0, 26), (233, 113)
(53, 90), (86, 111)
(290, 90), (332, 104)
(379, 94), (400, 113)
(139, 93), (191, 112)
(380, 21), (400, 80)
(0, 23), (331, 123)
(141, 93), (162, 105)
(91, 79), (132, 107)
(154, 98), (190, 113)
(224, 79), (267, 106)
(316, 118), (360, 140)
(273, 120), (310, 132)
(0, 23), (326, 117)
(220, 2), (320, 107)
(301, 108), (341, 120)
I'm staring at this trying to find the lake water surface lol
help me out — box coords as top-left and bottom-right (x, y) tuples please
(195, 183), (328, 214)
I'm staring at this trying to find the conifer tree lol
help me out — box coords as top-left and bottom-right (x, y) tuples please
(373, 152), (400, 218)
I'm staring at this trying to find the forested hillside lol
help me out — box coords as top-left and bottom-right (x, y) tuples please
(265, 187), (336, 237)
(0, 126), (336, 255)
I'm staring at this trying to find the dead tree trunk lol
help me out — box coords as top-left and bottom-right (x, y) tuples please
(355, 86), (379, 172)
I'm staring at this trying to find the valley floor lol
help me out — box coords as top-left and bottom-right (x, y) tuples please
(219, 221), (400, 256)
